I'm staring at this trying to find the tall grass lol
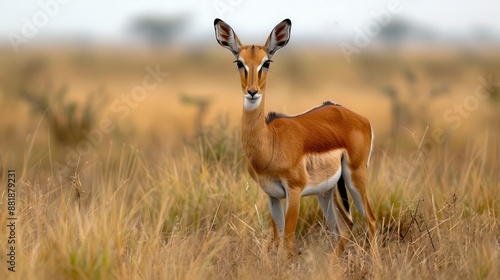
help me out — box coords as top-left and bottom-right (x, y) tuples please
(1, 124), (499, 280)
(1, 49), (499, 279)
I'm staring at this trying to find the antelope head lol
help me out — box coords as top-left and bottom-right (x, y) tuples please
(214, 18), (291, 111)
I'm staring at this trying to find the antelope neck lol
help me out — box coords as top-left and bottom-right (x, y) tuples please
(241, 95), (273, 171)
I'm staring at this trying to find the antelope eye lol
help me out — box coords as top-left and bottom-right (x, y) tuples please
(262, 60), (272, 69)
(234, 60), (244, 69)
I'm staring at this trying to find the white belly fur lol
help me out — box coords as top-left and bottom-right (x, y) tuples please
(260, 150), (343, 199)
(260, 167), (341, 199)
(301, 167), (341, 196)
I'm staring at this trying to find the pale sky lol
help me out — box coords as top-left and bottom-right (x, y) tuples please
(1, 0), (499, 45)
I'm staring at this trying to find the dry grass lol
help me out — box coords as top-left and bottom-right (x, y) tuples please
(0, 48), (499, 279)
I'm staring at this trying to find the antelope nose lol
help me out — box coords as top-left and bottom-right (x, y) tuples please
(247, 89), (258, 97)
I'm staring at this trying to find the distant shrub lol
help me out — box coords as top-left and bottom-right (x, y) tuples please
(19, 58), (107, 145)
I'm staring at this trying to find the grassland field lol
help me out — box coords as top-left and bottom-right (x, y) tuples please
(0, 47), (499, 279)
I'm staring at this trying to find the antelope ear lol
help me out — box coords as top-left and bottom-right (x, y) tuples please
(265, 19), (291, 58)
(214, 18), (242, 57)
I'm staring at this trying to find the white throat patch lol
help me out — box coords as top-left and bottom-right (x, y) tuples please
(243, 95), (262, 111)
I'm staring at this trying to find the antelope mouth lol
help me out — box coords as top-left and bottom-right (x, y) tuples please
(244, 94), (261, 103)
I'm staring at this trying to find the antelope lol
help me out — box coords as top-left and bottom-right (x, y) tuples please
(214, 18), (376, 255)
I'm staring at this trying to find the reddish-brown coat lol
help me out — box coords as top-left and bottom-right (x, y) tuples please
(215, 18), (375, 255)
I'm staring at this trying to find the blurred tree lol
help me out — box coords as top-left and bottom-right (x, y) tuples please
(378, 18), (436, 45)
(129, 14), (189, 49)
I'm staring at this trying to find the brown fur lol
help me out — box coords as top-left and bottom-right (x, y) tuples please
(215, 18), (375, 255)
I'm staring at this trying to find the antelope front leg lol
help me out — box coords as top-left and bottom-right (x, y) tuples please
(284, 187), (302, 252)
(268, 196), (284, 240)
